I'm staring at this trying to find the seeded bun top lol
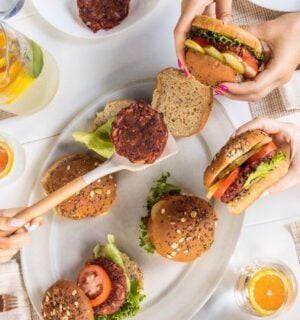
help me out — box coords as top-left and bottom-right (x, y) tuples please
(203, 130), (272, 188)
(41, 279), (93, 320)
(41, 154), (117, 220)
(191, 15), (263, 55)
(148, 194), (217, 262)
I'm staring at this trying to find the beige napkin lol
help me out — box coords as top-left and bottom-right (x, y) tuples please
(0, 259), (40, 320)
(290, 221), (300, 264)
(232, 0), (300, 119)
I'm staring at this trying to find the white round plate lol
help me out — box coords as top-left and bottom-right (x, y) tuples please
(248, 0), (300, 12)
(21, 79), (244, 320)
(31, 0), (160, 38)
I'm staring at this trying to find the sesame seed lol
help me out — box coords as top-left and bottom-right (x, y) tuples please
(183, 250), (189, 254)
(167, 255), (173, 259)
(74, 301), (79, 308)
(45, 296), (49, 302)
(106, 189), (111, 195)
(72, 289), (77, 296)
(97, 179), (101, 183)
(94, 162), (99, 166)
(171, 243), (178, 249)
(109, 175), (113, 179)
(176, 248), (180, 252)
(187, 237), (192, 241)
(179, 237), (185, 243)
(184, 211), (187, 215)
(176, 229), (181, 234)
(67, 311), (71, 316)
(90, 190), (95, 198)
(181, 217), (186, 222)
(66, 165), (71, 170)
(191, 211), (197, 218)
(95, 188), (102, 195)
(161, 208), (165, 214)
(171, 251), (177, 256)
(170, 222), (176, 225)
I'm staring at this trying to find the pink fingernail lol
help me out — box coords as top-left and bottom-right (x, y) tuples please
(215, 89), (224, 96)
(177, 58), (182, 69)
(184, 67), (189, 78)
(10, 219), (25, 227)
(219, 84), (228, 91)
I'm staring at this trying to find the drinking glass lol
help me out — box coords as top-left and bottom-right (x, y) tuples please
(234, 259), (297, 318)
(0, 21), (59, 116)
(0, 0), (25, 19)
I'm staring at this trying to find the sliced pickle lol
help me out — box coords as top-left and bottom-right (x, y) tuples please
(203, 46), (225, 63)
(223, 52), (246, 74)
(185, 39), (205, 54)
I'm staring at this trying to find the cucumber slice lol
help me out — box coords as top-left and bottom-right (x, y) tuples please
(30, 40), (44, 78)
(203, 46), (225, 63)
(185, 39), (205, 54)
(223, 52), (245, 74)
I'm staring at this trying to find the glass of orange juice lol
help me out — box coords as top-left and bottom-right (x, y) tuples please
(234, 259), (297, 318)
(0, 22), (59, 116)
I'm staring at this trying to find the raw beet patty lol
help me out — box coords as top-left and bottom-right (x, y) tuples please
(77, 0), (130, 33)
(111, 101), (168, 164)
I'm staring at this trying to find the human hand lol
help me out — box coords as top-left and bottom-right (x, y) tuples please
(174, 0), (232, 74)
(235, 118), (300, 193)
(220, 13), (300, 101)
(0, 208), (44, 263)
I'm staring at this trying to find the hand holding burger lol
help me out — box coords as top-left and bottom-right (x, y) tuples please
(234, 118), (300, 193)
(174, 0), (233, 75)
(219, 13), (300, 100)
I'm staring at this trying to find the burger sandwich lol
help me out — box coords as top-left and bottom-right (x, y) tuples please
(42, 235), (145, 320)
(185, 15), (265, 86)
(204, 129), (290, 215)
(140, 173), (217, 262)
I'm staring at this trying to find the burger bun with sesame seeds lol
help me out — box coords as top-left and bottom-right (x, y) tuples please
(204, 129), (290, 215)
(41, 279), (94, 320)
(41, 154), (117, 220)
(148, 194), (217, 262)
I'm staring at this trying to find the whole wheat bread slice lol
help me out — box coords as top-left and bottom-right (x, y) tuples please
(151, 67), (213, 137)
(93, 99), (135, 129)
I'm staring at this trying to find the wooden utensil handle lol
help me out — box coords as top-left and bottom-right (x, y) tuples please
(3, 177), (87, 237)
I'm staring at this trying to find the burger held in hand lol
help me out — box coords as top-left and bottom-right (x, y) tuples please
(204, 129), (290, 215)
(185, 16), (265, 86)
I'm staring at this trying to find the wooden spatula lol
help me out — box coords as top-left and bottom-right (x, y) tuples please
(3, 135), (178, 237)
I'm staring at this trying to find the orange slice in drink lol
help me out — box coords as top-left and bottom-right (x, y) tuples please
(247, 269), (288, 316)
(0, 141), (14, 178)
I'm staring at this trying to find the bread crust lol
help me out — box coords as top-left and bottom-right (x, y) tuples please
(204, 130), (272, 188)
(42, 279), (93, 320)
(227, 155), (290, 215)
(152, 67), (212, 136)
(41, 154), (117, 220)
(186, 50), (241, 86)
(148, 194), (217, 262)
(192, 15), (262, 54)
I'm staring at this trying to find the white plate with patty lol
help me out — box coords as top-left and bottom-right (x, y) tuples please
(248, 0), (300, 12)
(31, 0), (160, 39)
(21, 78), (244, 320)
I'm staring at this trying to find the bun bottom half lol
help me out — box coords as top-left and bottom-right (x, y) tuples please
(186, 49), (242, 86)
(227, 159), (290, 215)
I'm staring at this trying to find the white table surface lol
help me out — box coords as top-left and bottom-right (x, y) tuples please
(0, 1), (300, 319)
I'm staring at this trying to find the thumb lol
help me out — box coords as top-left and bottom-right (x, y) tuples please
(268, 165), (299, 193)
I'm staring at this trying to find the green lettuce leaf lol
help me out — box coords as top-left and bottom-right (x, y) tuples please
(94, 280), (145, 320)
(244, 151), (286, 189)
(139, 216), (155, 254)
(72, 117), (115, 159)
(190, 28), (265, 61)
(139, 173), (181, 253)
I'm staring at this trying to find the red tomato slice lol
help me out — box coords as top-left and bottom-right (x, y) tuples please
(240, 48), (258, 73)
(193, 36), (210, 47)
(247, 142), (277, 164)
(78, 264), (112, 307)
(213, 168), (241, 199)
